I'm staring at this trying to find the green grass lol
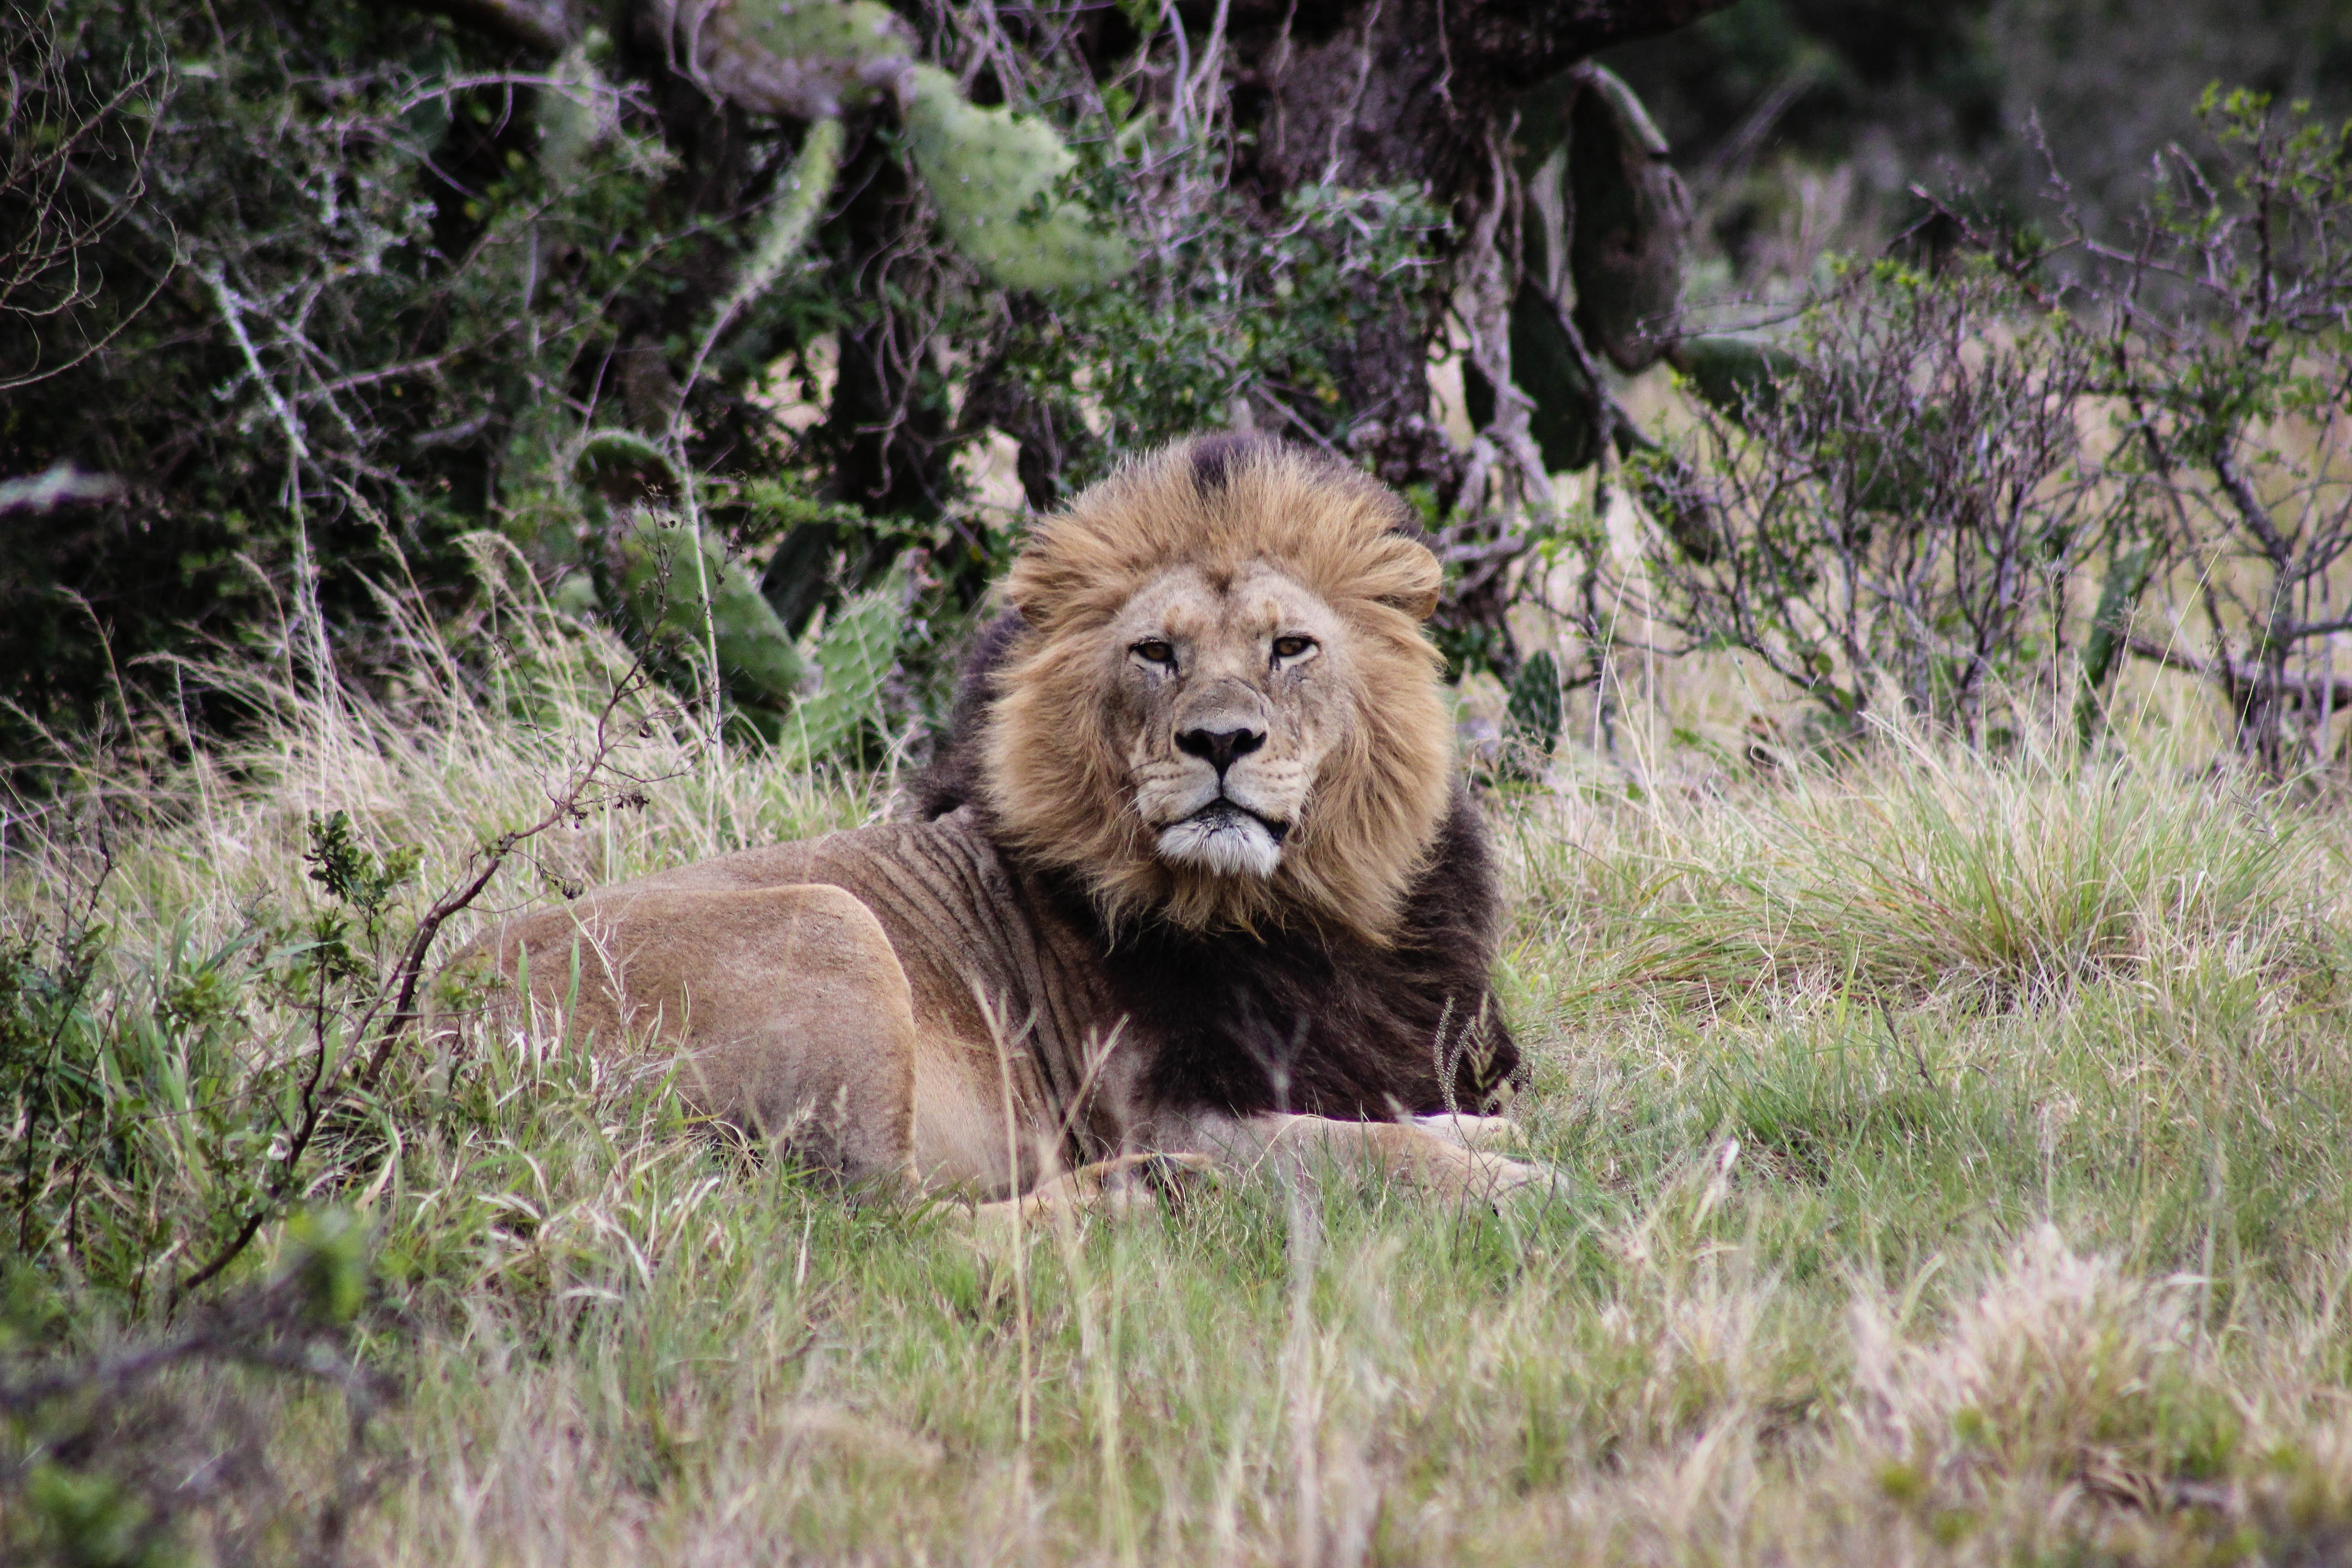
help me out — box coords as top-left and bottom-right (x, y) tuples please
(9, 617), (2352, 1565)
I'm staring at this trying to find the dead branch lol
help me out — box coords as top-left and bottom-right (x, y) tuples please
(2126, 633), (2352, 708)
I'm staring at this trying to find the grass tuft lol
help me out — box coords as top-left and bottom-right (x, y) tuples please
(1518, 724), (2338, 1002)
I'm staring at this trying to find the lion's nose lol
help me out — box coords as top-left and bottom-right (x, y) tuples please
(1176, 724), (1266, 776)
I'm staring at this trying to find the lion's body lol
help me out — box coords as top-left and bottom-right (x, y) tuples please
(484, 807), (1107, 1191)
(475, 435), (1544, 1211)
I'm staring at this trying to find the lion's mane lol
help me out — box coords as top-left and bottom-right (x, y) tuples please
(982, 435), (1455, 942)
(916, 433), (1520, 1119)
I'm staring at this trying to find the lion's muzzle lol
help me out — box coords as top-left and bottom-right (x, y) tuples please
(1146, 719), (1298, 880)
(1156, 800), (1285, 878)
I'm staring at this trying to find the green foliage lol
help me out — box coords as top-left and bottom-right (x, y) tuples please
(778, 572), (907, 764)
(1004, 180), (1447, 488)
(696, 0), (915, 118)
(2056, 88), (2352, 769)
(2, 1204), (388, 1568)
(1506, 649), (1566, 764)
(1666, 333), (1796, 423)
(0, 816), (435, 1309)
(305, 811), (421, 942)
(0, 0), (697, 767)
(1465, 280), (1607, 474)
(1576, 87), (2352, 768)
(606, 519), (811, 716)
(2071, 539), (2156, 747)
(20, 1463), (164, 1568)
(282, 1206), (370, 1325)
(703, 115), (845, 339)
(0, 0), (1455, 768)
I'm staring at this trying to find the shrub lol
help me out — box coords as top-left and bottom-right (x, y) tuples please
(1620, 259), (2113, 741)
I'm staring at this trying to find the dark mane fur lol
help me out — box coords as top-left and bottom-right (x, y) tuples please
(910, 609), (1025, 822)
(910, 614), (1521, 1118)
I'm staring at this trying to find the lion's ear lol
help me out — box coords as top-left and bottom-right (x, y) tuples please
(1373, 537), (1443, 621)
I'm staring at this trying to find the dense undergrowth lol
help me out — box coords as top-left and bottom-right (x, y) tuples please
(7, 591), (2352, 1565)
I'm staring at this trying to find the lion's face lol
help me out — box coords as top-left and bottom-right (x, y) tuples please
(982, 435), (1455, 942)
(1109, 561), (1348, 881)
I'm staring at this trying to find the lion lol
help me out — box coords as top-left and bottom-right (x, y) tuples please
(471, 433), (1547, 1219)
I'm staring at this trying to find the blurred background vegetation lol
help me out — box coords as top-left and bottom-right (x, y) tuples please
(6, 0), (2350, 782)
(1604, 0), (2352, 286)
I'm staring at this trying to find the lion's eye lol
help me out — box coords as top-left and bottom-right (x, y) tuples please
(1132, 640), (1176, 666)
(1271, 635), (1316, 661)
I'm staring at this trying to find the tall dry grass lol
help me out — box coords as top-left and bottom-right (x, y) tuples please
(9, 581), (2352, 1565)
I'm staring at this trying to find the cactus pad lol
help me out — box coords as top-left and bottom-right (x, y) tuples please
(902, 65), (1131, 291)
(612, 520), (809, 715)
(1565, 65), (1690, 375)
(688, 0), (916, 120)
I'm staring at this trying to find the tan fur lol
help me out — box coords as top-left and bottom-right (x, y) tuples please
(464, 436), (1548, 1215)
(984, 439), (1454, 942)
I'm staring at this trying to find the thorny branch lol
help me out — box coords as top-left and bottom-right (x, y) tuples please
(168, 655), (680, 1311)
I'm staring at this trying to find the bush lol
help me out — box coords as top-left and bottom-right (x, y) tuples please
(1578, 88), (2352, 776)
(1623, 258), (2112, 740)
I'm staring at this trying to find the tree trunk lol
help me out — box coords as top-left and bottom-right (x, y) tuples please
(1205, 0), (1729, 488)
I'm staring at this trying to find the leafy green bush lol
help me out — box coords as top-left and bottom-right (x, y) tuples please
(0, 0), (700, 758)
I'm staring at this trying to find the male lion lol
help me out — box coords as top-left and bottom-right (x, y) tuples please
(475, 433), (1546, 1215)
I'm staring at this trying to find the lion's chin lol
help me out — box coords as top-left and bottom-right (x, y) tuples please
(1155, 803), (1285, 880)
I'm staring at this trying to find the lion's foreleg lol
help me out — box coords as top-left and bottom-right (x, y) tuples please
(1169, 1111), (1554, 1206)
(1410, 1112), (1524, 1152)
(960, 1152), (1217, 1241)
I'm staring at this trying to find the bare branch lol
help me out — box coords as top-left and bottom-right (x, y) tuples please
(2126, 633), (2352, 708)
(170, 654), (679, 1311)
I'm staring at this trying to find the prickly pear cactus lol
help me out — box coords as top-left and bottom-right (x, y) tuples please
(901, 65), (1131, 291)
(1505, 649), (1565, 760)
(613, 520), (811, 715)
(1666, 334), (1795, 425)
(777, 573), (905, 764)
(572, 431), (809, 719)
(573, 427), (678, 504)
(686, 0), (915, 120)
(1479, 72), (1796, 514)
(1482, 63), (1690, 479)
(539, 40), (617, 185)
(675, 5), (1127, 292)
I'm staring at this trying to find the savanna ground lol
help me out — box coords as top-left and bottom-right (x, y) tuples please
(9, 577), (2352, 1568)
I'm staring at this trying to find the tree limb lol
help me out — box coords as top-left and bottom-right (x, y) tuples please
(406, 0), (583, 54)
(2210, 443), (2293, 562)
(2126, 633), (2352, 708)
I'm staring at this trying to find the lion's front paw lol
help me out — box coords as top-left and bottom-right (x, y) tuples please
(1457, 1150), (1563, 1208)
(957, 1151), (1221, 1245)
(1412, 1112), (1525, 1152)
